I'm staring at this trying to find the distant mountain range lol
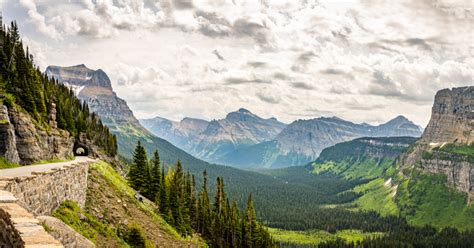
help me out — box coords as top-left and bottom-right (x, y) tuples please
(141, 110), (423, 168)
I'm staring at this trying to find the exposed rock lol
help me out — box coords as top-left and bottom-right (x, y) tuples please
(46, 64), (112, 90)
(140, 116), (209, 151)
(46, 64), (142, 132)
(421, 86), (473, 144)
(0, 104), (74, 165)
(0, 105), (20, 164)
(402, 86), (474, 193)
(7, 105), (74, 165)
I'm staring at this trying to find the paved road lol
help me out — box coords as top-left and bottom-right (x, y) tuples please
(0, 157), (95, 178)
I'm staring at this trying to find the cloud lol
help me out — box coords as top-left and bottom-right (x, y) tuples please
(273, 72), (291, 80)
(256, 91), (281, 104)
(291, 82), (315, 90)
(225, 77), (272, 85)
(19, 0), (62, 40)
(212, 49), (225, 60)
(367, 70), (402, 96)
(173, 0), (194, 10)
(247, 61), (266, 68)
(10, 0), (473, 126)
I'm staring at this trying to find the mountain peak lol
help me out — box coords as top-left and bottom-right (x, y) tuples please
(391, 115), (410, 122)
(237, 108), (251, 114)
(45, 64), (112, 90)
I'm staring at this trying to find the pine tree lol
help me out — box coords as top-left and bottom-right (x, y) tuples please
(128, 141), (150, 195)
(244, 194), (258, 248)
(149, 150), (161, 200)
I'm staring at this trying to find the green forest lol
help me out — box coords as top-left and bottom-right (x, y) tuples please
(128, 141), (274, 247)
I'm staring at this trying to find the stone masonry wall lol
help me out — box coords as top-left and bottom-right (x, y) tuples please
(3, 162), (89, 216)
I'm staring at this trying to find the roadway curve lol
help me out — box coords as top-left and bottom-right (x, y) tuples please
(0, 157), (95, 178)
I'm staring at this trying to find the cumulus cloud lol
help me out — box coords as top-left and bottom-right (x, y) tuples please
(19, 0), (62, 40)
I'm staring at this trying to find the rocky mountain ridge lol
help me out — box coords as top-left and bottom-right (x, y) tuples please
(141, 108), (287, 164)
(222, 115), (422, 168)
(143, 111), (422, 168)
(46, 65), (142, 131)
(402, 86), (473, 193)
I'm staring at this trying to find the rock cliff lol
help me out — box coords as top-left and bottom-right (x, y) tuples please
(46, 65), (142, 131)
(0, 104), (73, 165)
(402, 86), (473, 193)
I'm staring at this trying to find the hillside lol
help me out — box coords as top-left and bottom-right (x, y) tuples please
(52, 161), (202, 247)
(311, 137), (417, 179)
(338, 87), (474, 230)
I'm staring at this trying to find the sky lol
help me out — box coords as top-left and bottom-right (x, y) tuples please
(1, 0), (473, 127)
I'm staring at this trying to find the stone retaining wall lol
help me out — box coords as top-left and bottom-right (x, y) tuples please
(0, 191), (62, 248)
(3, 162), (89, 216)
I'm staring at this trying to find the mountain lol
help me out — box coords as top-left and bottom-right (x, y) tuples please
(139, 116), (209, 152)
(223, 116), (423, 168)
(351, 86), (474, 230)
(401, 86), (473, 193)
(140, 108), (286, 164)
(46, 65), (141, 131)
(311, 136), (417, 180)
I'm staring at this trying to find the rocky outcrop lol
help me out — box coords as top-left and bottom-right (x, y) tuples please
(421, 87), (473, 144)
(402, 86), (473, 193)
(0, 105), (20, 164)
(46, 64), (142, 132)
(46, 64), (112, 90)
(0, 104), (74, 165)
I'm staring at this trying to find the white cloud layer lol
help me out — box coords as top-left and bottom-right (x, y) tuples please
(1, 0), (473, 126)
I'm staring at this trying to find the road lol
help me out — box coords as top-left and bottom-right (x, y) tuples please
(0, 157), (95, 178)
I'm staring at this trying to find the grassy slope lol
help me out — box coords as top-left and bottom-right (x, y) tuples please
(54, 160), (203, 247)
(395, 170), (474, 230)
(269, 228), (383, 246)
(304, 137), (474, 230)
(352, 178), (399, 216)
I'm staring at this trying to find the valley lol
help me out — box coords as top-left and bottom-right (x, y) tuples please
(0, 4), (473, 247)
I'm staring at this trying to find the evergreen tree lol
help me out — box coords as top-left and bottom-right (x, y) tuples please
(128, 141), (150, 195)
(149, 150), (161, 200)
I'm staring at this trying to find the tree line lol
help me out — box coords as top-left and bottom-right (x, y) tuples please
(0, 17), (117, 156)
(128, 141), (275, 247)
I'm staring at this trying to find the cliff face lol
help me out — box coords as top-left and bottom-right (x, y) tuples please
(46, 65), (142, 131)
(421, 87), (473, 144)
(403, 86), (473, 193)
(0, 104), (74, 165)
